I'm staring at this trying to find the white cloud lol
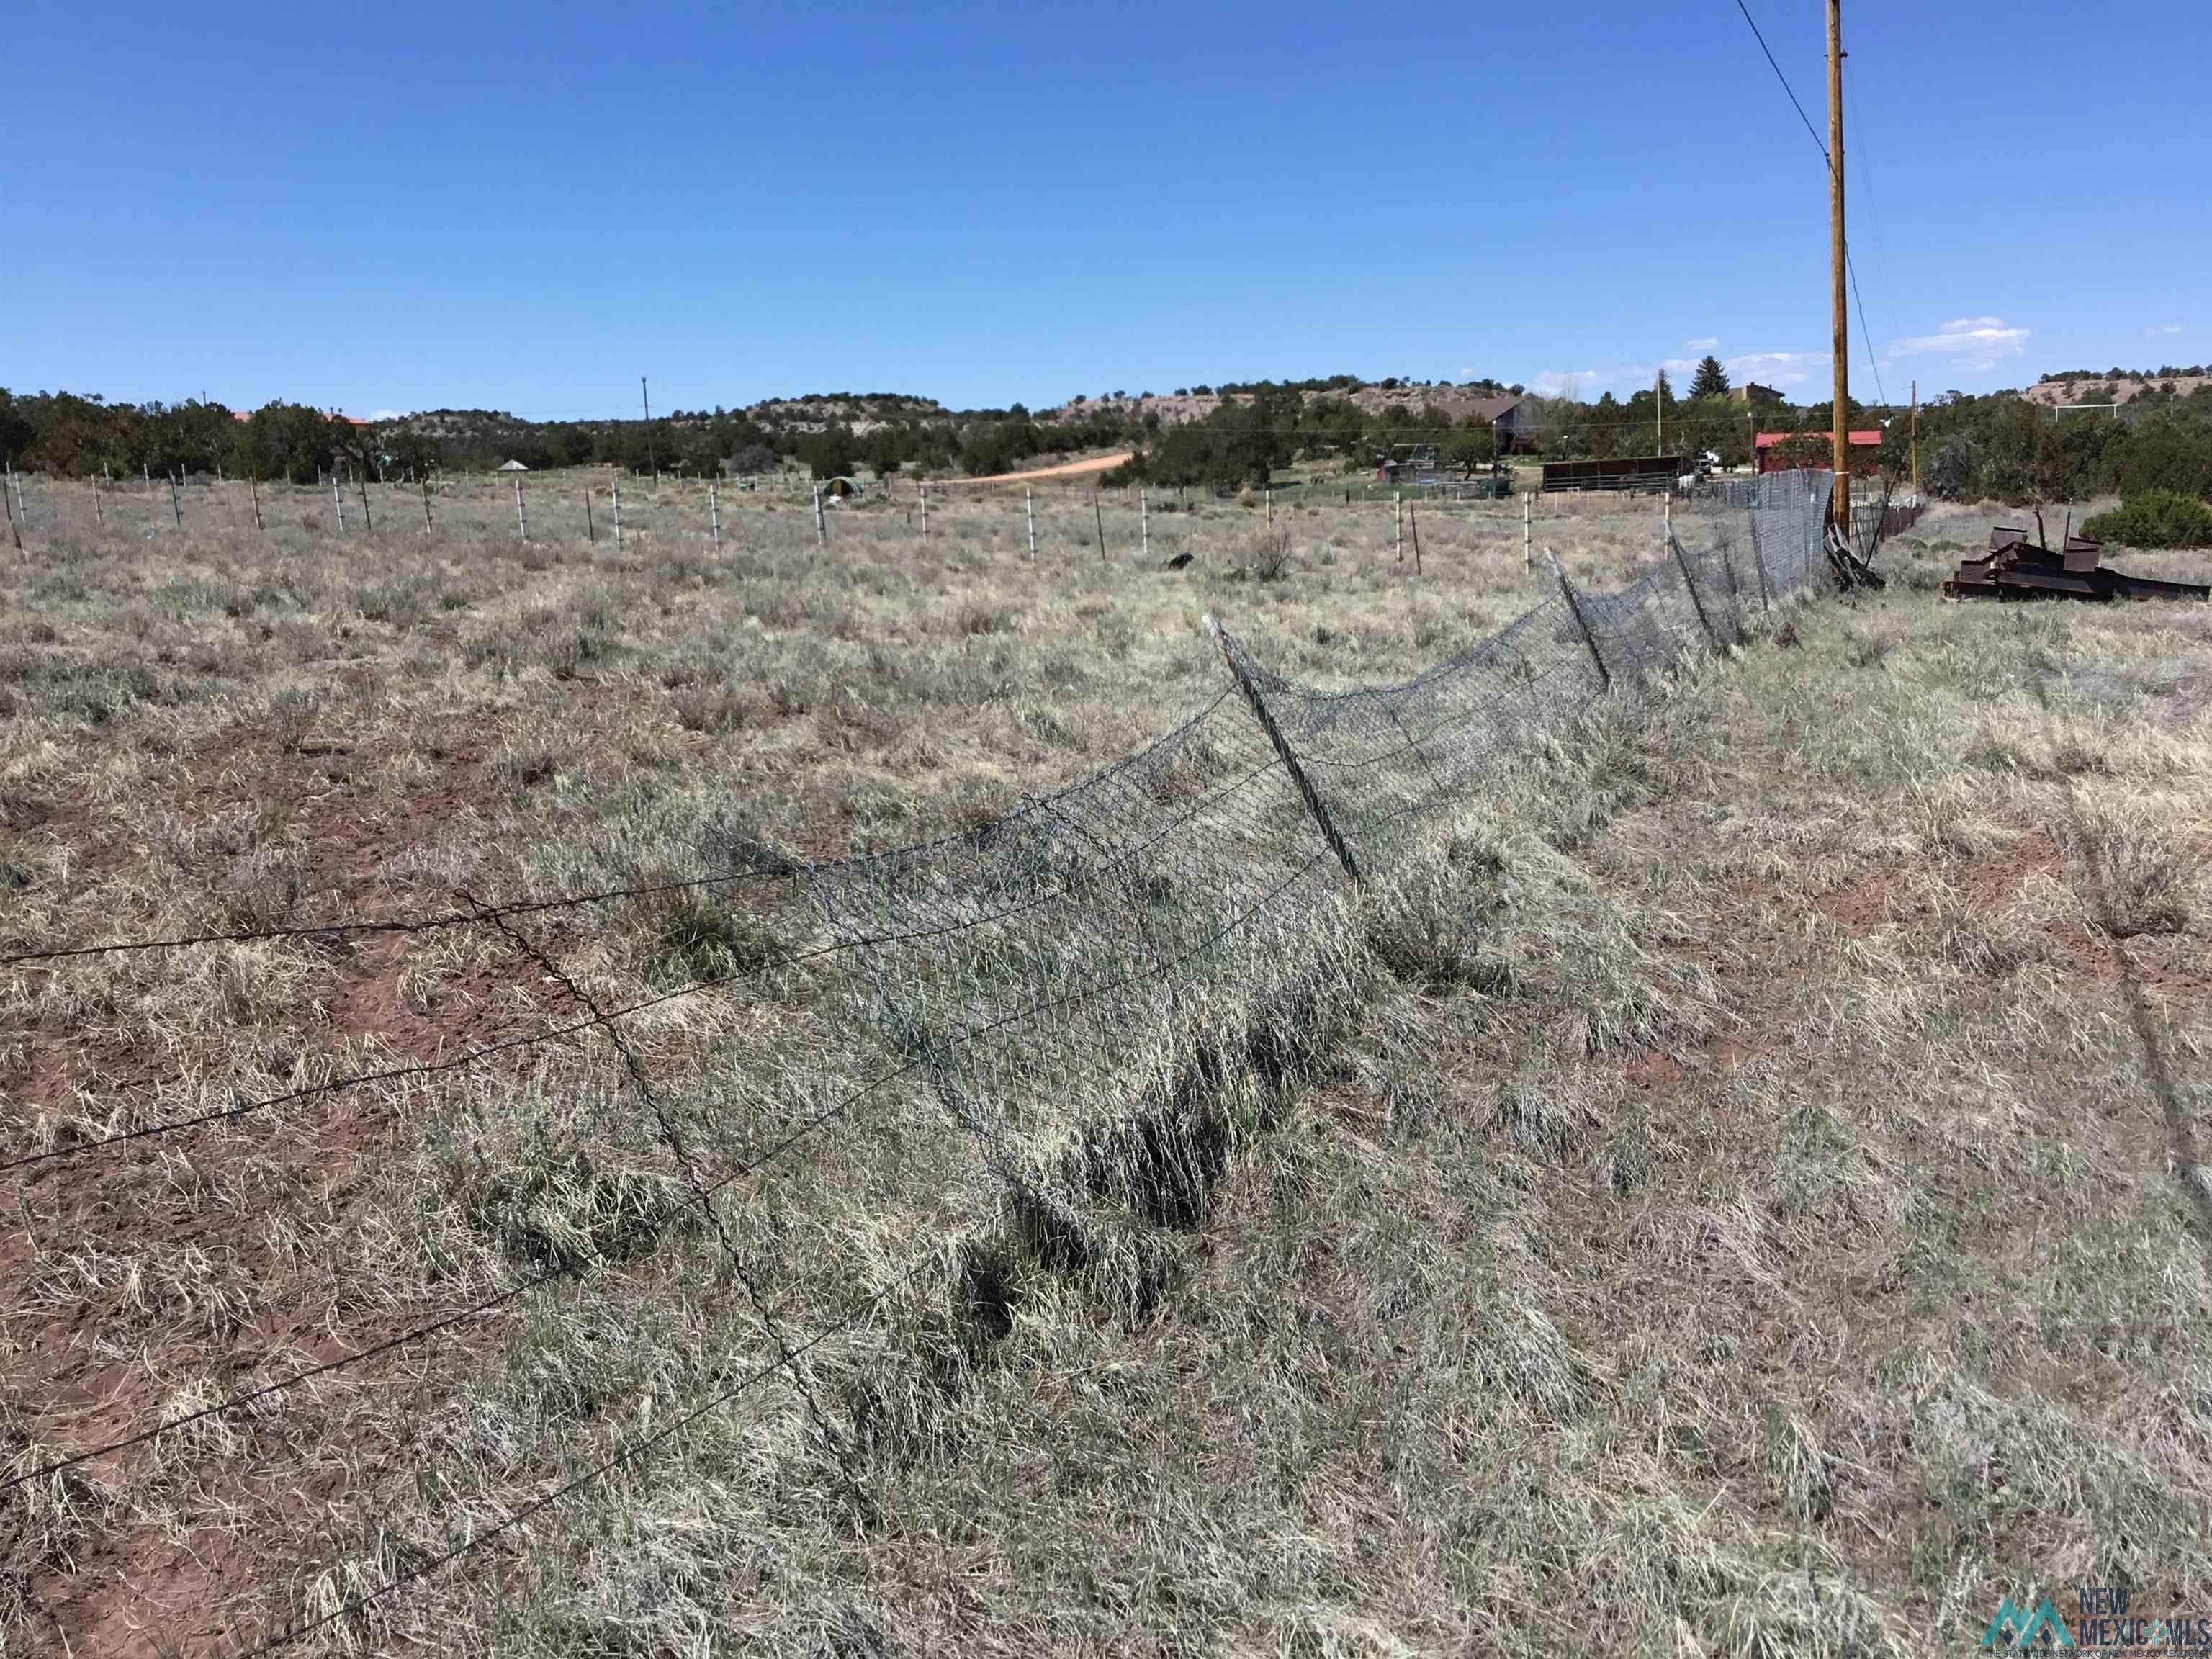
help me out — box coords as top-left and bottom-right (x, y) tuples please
(1889, 316), (2030, 364)
(1531, 350), (1825, 400)
(2145, 323), (2183, 338)
(1684, 338), (1719, 353)
(1725, 350), (1827, 388)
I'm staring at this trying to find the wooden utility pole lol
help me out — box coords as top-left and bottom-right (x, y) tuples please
(1827, 0), (1851, 534)
(1909, 379), (1920, 496)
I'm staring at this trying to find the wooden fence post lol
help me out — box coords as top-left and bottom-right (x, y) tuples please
(612, 475), (623, 552)
(418, 477), (430, 534)
(1523, 490), (1532, 571)
(710, 479), (721, 547)
(1093, 487), (1107, 562)
(813, 483), (827, 548)
(920, 480), (930, 543)
(1140, 486), (1148, 560)
(1025, 487), (1036, 561)
(358, 467), (372, 533)
(514, 474), (529, 542)
(1394, 490), (1403, 563)
(333, 469), (346, 532)
(1408, 500), (1421, 575)
(170, 472), (184, 528)
(252, 474), (266, 531)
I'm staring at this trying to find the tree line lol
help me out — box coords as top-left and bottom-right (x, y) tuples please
(11, 364), (2210, 509)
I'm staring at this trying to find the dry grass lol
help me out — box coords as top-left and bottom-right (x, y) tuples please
(2, 476), (2208, 1655)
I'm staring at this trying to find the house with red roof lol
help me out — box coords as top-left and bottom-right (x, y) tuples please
(1755, 429), (1883, 476)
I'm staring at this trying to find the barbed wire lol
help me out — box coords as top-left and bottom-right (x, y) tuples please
(233, 1254), (932, 1658)
(9, 475), (1849, 1650)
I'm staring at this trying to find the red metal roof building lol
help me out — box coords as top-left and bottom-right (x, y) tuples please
(1755, 429), (1884, 475)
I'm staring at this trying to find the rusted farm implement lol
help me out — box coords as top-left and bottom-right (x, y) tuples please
(1943, 514), (2210, 603)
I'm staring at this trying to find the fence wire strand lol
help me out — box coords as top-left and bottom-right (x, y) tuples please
(7, 475), (1840, 1650)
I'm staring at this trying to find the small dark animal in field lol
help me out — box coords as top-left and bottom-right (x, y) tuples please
(1165, 552), (1194, 570)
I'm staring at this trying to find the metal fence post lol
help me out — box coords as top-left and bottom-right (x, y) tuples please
(1205, 614), (1362, 887)
(1667, 531), (1722, 648)
(1545, 548), (1611, 691)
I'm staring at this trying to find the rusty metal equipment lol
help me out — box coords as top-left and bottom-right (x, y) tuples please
(1943, 513), (2210, 602)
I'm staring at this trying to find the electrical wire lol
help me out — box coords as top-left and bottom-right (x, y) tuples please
(1728, 0), (1889, 405)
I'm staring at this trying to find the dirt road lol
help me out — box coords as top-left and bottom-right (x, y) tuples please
(935, 451), (1133, 486)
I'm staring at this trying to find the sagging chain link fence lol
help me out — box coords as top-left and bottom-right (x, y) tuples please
(9, 472), (1846, 1650)
(752, 470), (1839, 1251)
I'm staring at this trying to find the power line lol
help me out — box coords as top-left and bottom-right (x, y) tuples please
(1728, 0), (1889, 405)
(1733, 0), (1826, 159)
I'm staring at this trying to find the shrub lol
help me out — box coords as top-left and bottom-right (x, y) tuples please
(2081, 490), (2212, 549)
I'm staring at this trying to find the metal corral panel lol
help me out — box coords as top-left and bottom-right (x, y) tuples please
(1539, 454), (1684, 493)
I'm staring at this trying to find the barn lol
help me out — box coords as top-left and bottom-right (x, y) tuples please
(1468, 394), (1537, 454)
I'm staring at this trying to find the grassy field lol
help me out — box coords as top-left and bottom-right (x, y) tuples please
(2, 475), (2208, 1655)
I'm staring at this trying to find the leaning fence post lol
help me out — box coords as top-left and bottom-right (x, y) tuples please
(1545, 548), (1611, 691)
(1408, 499), (1421, 575)
(1746, 509), (1772, 611)
(1204, 613), (1362, 888)
(1667, 531), (1722, 648)
(332, 469), (346, 533)
(171, 472), (185, 529)
(358, 467), (372, 534)
(1, 469), (18, 552)
(1093, 487), (1107, 562)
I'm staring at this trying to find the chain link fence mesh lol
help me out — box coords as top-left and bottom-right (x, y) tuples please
(708, 470), (1839, 1246)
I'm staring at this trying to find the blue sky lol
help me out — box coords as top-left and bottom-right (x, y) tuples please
(6, 0), (2206, 418)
